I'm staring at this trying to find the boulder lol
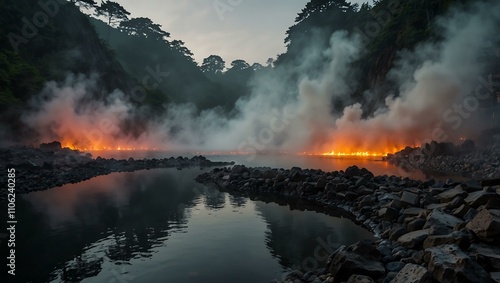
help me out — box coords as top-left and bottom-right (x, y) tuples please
(422, 231), (470, 249)
(453, 204), (471, 219)
(315, 178), (327, 189)
(469, 243), (500, 271)
(424, 244), (490, 283)
(401, 191), (420, 206)
(436, 188), (467, 203)
(345, 166), (363, 177)
(390, 263), (432, 283)
(462, 179), (483, 192)
(397, 229), (430, 249)
(290, 171), (307, 182)
(403, 208), (428, 217)
(464, 191), (498, 208)
(407, 218), (426, 232)
(379, 207), (400, 221)
(466, 209), (500, 245)
(329, 241), (385, 282)
(389, 226), (408, 241)
(423, 209), (462, 229)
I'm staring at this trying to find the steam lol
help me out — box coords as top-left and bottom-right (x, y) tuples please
(22, 1), (499, 154)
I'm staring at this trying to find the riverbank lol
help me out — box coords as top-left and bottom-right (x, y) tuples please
(0, 142), (234, 201)
(196, 165), (500, 283)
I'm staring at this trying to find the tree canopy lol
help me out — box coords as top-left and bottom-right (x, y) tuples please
(201, 55), (225, 75)
(95, 0), (130, 27)
(119, 17), (170, 41)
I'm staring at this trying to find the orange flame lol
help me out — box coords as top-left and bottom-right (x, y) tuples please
(60, 139), (160, 152)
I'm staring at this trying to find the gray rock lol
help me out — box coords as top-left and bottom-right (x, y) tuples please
(469, 243), (500, 271)
(355, 177), (369, 188)
(463, 180), (483, 192)
(407, 218), (426, 232)
(425, 203), (448, 210)
(388, 199), (403, 210)
(386, 262), (406, 273)
(379, 207), (400, 221)
(464, 190), (497, 208)
(466, 209), (500, 245)
(329, 241), (385, 282)
(403, 208), (428, 217)
(423, 209), (462, 229)
(452, 204), (471, 219)
(422, 231), (470, 249)
(315, 178), (327, 189)
(463, 208), (478, 221)
(347, 274), (375, 283)
(390, 263), (432, 283)
(389, 226), (408, 241)
(275, 174), (286, 182)
(491, 272), (500, 283)
(424, 244), (490, 283)
(397, 229), (430, 249)
(401, 191), (420, 206)
(436, 188), (467, 203)
(485, 197), (500, 209)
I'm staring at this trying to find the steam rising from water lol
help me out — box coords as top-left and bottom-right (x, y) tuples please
(22, 1), (500, 154)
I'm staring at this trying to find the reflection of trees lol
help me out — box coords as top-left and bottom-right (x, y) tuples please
(204, 187), (225, 210)
(3, 169), (201, 283)
(229, 193), (247, 208)
(61, 255), (103, 282)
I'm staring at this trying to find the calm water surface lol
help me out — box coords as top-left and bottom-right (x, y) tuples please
(1, 167), (374, 283)
(87, 150), (427, 179)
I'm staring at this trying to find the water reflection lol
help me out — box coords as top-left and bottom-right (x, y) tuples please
(0, 168), (374, 283)
(254, 199), (374, 272)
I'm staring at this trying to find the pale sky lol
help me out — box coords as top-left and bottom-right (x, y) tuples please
(114, 0), (370, 65)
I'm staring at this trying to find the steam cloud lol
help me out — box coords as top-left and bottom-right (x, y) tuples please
(22, 0), (500, 155)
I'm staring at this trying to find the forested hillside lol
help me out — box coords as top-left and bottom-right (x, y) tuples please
(1, 0), (497, 143)
(276, 0), (497, 113)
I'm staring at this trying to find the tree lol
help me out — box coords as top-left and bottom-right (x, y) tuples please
(266, 58), (274, 67)
(69, 0), (97, 10)
(251, 63), (263, 71)
(95, 1), (130, 42)
(200, 55), (225, 75)
(95, 0), (130, 27)
(170, 40), (194, 61)
(229, 59), (250, 71)
(120, 17), (170, 42)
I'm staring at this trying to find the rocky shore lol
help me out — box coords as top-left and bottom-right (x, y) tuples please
(386, 137), (500, 180)
(196, 165), (500, 283)
(0, 142), (234, 201)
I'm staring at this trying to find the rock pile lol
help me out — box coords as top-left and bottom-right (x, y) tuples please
(196, 165), (500, 283)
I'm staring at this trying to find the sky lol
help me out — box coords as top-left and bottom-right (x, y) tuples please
(114, 0), (371, 65)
